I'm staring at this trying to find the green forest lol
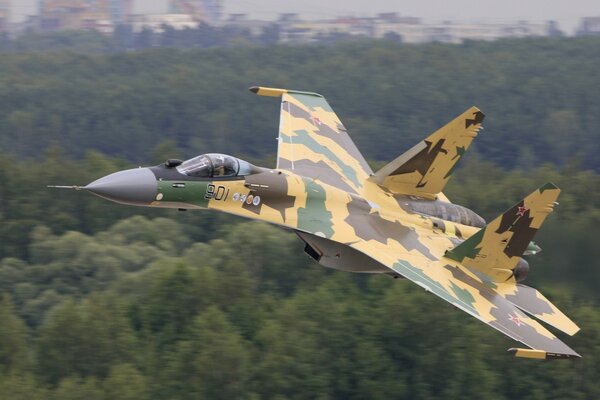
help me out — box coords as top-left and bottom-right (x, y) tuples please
(0, 37), (599, 399)
(1, 37), (599, 170)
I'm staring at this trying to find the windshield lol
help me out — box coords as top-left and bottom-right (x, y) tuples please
(176, 153), (250, 178)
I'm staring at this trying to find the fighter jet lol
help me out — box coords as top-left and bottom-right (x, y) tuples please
(52, 86), (580, 359)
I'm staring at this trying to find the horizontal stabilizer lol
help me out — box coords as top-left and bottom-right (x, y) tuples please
(496, 283), (580, 336)
(384, 258), (580, 360)
(445, 182), (560, 282)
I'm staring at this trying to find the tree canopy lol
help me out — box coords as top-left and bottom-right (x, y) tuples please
(0, 38), (599, 171)
(0, 37), (599, 399)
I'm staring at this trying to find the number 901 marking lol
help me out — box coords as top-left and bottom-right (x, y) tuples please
(205, 184), (229, 201)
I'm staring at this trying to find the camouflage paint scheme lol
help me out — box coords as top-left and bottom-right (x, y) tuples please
(85, 86), (582, 359)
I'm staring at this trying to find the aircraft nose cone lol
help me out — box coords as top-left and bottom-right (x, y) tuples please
(85, 168), (157, 206)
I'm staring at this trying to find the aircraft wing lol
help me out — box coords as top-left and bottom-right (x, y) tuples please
(250, 86), (372, 194)
(494, 282), (580, 336)
(349, 239), (580, 359)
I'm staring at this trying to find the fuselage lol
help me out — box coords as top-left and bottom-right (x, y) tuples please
(168, 165), (481, 232)
(81, 154), (538, 278)
(87, 160), (483, 258)
(151, 166), (478, 236)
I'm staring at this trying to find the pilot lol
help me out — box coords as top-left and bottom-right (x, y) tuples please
(213, 165), (226, 177)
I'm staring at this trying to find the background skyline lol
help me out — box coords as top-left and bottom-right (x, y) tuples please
(8, 0), (600, 33)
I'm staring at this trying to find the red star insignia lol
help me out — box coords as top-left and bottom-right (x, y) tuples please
(508, 313), (523, 327)
(516, 206), (528, 217)
(310, 115), (322, 126)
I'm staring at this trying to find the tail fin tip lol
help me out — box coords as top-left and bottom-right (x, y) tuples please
(540, 181), (559, 192)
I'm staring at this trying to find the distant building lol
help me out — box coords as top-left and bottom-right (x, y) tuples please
(38, 0), (133, 33)
(269, 13), (555, 44)
(224, 14), (271, 36)
(372, 17), (555, 44)
(108, 0), (133, 25)
(427, 21), (553, 44)
(277, 15), (375, 43)
(576, 17), (600, 36)
(169, 0), (223, 25)
(11, 4), (574, 43)
(130, 14), (198, 33)
(0, 0), (10, 33)
(372, 13), (426, 43)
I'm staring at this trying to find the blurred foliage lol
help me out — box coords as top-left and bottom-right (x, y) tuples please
(0, 213), (599, 399)
(0, 38), (599, 171)
(0, 37), (599, 398)
(0, 157), (598, 398)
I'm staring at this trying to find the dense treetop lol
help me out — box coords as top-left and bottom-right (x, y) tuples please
(0, 37), (599, 398)
(0, 37), (599, 170)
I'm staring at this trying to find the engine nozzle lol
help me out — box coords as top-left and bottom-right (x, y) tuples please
(513, 258), (530, 283)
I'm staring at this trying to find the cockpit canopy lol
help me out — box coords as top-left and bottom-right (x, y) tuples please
(176, 153), (254, 178)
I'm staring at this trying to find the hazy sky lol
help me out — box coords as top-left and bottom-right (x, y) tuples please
(10, 0), (600, 33)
